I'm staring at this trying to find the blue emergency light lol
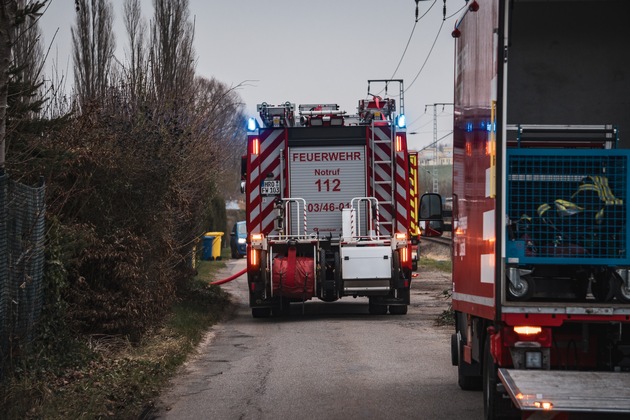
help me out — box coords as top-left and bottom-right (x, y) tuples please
(396, 114), (406, 129)
(247, 117), (258, 132)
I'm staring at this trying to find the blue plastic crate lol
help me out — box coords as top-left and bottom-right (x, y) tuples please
(506, 149), (630, 265)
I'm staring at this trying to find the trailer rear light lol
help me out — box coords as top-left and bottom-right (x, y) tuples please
(514, 326), (542, 336)
(251, 138), (260, 155)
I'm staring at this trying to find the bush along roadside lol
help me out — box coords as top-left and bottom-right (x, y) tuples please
(0, 259), (232, 419)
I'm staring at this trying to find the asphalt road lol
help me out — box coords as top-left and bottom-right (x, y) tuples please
(155, 257), (483, 420)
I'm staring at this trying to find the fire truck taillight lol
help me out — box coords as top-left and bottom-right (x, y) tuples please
(400, 247), (409, 264)
(396, 135), (403, 152)
(513, 326), (542, 336)
(395, 232), (406, 241)
(250, 249), (259, 268)
(250, 233), (264, 245)
(251, 138), (260, 155)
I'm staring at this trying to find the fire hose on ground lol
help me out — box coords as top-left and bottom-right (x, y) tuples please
(210, 267), (247, 285)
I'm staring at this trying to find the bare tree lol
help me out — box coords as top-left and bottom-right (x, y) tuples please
(0, 0), (46, 169)
(10, 0), (45, 121)
(149, 0), (195, 104)
(122, 0), (147, 107)
(0, 1), (17, 169)
(71, 0), (115, 109)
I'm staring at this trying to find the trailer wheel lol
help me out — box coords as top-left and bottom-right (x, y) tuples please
(615, 271), (630, 303)
(483, 336), (516, 419)
(507, 274), (534, 301)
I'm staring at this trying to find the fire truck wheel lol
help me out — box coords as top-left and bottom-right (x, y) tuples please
(615, 271), (630, 303)
(483, 336), (516, 419)
(252, 307), (271, 318)
(507, 274), (534, 301)
(451, 334), (459, 366)
(389, 304), (407, 315)
(368, 298), (387, 315)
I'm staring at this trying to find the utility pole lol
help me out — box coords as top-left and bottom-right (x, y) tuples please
(424, 102), (453, 194)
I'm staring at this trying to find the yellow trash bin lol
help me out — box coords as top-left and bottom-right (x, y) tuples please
(204, 232), (224, 260)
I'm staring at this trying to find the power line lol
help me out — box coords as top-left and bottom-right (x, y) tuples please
(405, 19), (444, 92)
(388, 1), (437, 81)
(404, 0), (468, 93)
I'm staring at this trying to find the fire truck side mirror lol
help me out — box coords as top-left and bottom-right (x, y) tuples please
(419, 193), (443, 220)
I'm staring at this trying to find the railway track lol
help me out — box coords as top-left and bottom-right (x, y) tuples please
(420, 235), (451, 247)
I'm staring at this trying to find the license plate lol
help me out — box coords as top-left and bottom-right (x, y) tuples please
(261, 180), (280, 195)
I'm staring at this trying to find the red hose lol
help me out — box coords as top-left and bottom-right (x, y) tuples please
(210, 267), (247, 285)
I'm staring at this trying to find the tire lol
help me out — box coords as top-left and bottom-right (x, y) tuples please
(483, 336), (517, 419)
(252, 307), (271, 318)
(615, 271), (630, 303)
(507, 274), (535, 301)
(389, 304), (408, 315)
(368, 298), (387, 315)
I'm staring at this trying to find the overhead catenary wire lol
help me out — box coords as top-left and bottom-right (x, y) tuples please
(404, 0), (468, 93)
(389, 0), (438, 80)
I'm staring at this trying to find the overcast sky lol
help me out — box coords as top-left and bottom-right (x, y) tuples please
(39, 0), (464, 150)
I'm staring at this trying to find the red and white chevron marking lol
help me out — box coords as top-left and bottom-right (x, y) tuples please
(246, 129), (285, 235)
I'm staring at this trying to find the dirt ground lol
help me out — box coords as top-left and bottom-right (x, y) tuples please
(410, 238), (453, 325)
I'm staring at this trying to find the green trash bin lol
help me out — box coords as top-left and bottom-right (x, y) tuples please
(204, 231), (224, 260)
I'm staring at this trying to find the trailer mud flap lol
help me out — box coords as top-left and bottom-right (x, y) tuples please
(498, 368), (630, 415)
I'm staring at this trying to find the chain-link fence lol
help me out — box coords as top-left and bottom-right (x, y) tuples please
(0, 173), (46, 364)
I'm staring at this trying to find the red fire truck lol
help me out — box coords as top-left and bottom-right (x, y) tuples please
(242, 80), (415, 317)
(421, 0), (630, 418)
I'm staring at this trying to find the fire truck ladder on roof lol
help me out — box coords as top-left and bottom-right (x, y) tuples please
(370, 121), (395, 234)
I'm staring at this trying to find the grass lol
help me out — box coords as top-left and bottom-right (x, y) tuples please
(417, 256), (452, 273)
(1, 248), (233, 419)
